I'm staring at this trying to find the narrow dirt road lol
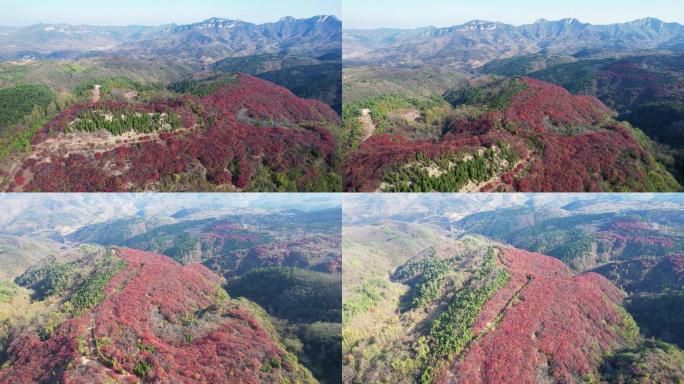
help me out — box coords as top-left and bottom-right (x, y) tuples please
(91, 84), (101, 103)
(359, 108), (376, 142)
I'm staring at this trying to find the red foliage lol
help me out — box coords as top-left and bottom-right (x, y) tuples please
(610, 219), (653, 232)
(500, 172), (514, 185)
(0, 317), (89, 384)
(344, 77), (660, 192)
(472, 248), (573, 334)
(17, 75), (340, 192)
(597, 232), (675, 248)
(503, 78), (611, 133)
(209, 222), (244, 231)
(0, 249), (296, 384)
(593, 254), (684, 294)
(442, 247), (629, 384)
(203, 234), (342, 277)
(344, 130), (525, 191)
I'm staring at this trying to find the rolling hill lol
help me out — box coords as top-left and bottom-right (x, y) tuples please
(343, 17), (684, 193)
(456, 198), (684, 350)
(0, 15), (342, 190)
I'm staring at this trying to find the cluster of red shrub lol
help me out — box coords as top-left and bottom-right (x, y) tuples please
(668, 254), (684, 271)
(590, 218), (678, 252)
(204, 234), (342, 277)
(209, 222), (245, 232)
(514, 123), (647, 191)
(87, 249), (289, 383)
(610, 219), (654, 232)
(599, 60), (674, 100)
(11, 75), (340, 192)
(0, 249), (297, 383)
(344, 78), (659, 192)
(593, 254), (684, 294)
(470, 248), (572, 335)
(201, 222), (261, 242)
(0, 316), (90, 383)
(597, 232), (676, 248)
(439, 247), (629, 384)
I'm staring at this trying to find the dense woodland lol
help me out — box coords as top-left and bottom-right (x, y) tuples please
(0, 84), (55, 127)
(67, 109), (182, 135)
(380, 145), (519, 192)
(0, 84), (57, 160)
(228, 267), (342, 384)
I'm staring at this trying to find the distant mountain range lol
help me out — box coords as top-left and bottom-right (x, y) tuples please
(0, 15), (341, 63)
(343, 18), (684, 66)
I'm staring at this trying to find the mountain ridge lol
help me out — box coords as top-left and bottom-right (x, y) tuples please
(344, 17), (681, 33)
(0, 15), (341, 62)
(343, 17), (684, 66)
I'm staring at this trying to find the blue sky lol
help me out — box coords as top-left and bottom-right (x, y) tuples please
(0, 0), (340, 26)
(343, 0), (684, 29)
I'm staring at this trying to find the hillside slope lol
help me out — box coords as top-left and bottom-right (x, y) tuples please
(447, 248), (633, 383)
(344, 77), (678, 192)
(62, 207), (343, 384)
(342, 227), (653, 383)
(3, 74), (342, 192)
(0, 247), (316, 384)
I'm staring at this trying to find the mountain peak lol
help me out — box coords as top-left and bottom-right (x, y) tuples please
(202, 17), (232, 22)
(629, 17), (666, 26)
(196, 17), (240, 26)
(463, 19), (496, 25)
(458, 20), (500, 31)
(169, 17), (245, 32)
(312, 15), (337, 23)
(560, 17), (582, 25)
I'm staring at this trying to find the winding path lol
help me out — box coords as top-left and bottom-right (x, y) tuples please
(359, 108), (376, 142)
(91, 84), (101, 103)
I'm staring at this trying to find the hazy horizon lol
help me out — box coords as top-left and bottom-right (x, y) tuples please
(0, 0), (341, 27)
(343, 16), (684, 31)
(343, 0), (684, 29)
(0, 193), (342, 216)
